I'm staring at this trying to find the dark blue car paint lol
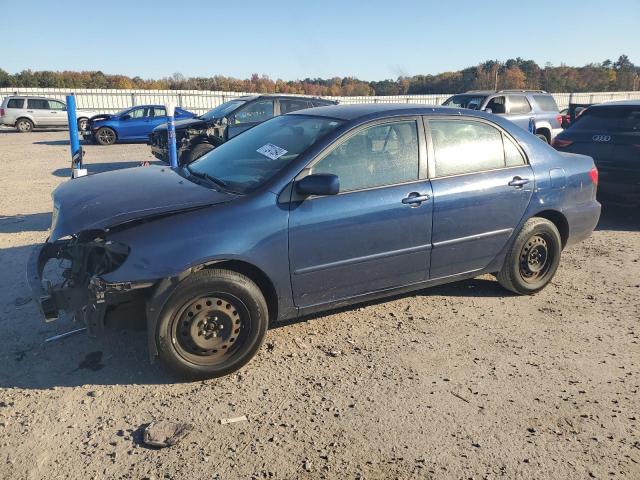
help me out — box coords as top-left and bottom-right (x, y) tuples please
(46, 105), (600, 356)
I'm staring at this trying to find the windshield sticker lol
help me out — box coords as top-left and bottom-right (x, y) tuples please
(257, 143), (288, 160)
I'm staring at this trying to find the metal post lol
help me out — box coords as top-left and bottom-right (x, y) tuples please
(166, 102), (178, 169)
(66, 95), (86, 178)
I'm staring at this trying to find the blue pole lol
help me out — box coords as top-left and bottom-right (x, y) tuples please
(66, 94), (83, 176)
(167, 103), (178, 169)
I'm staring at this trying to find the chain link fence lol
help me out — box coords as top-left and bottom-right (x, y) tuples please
(2, 87), (640, 113)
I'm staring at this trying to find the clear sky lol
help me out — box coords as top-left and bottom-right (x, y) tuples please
(2, 0), (638, 81)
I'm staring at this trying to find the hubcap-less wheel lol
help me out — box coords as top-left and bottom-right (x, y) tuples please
(519, 234), (553, 283)
(96, 128), (116, 145)
(78, 119), (88, 131)
(172, 295), (247, 366)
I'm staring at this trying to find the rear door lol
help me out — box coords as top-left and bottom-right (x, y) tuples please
(426, 117), (533, 279)
(505, 95), (533, 130)
(27, 98), (54, 126)
(227, 99), (274, 139)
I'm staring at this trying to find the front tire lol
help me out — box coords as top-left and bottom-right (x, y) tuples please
(155, 269), (268, 380)
(497, 217), (562, 295)
(95, 127), (117, 145)
(184, 142), (215, 165)
(77, 118), (89, 131)
(16, 118), (34, 133)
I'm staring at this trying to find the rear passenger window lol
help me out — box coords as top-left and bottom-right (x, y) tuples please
(27, 99), (48, 109)
(430, 120), (516, 177)
(6, 99), (24, 108)
(312, 121), (419, 192)
(508, 96), (532, 114)
(533, 95), (559, 112)
(280, 99), (311, 114)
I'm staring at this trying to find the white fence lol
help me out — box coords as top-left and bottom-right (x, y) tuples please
(2, 87), (639, 113)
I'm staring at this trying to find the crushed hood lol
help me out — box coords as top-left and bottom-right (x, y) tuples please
(50, 165), (237, 241)
(153, 117), (208, 133)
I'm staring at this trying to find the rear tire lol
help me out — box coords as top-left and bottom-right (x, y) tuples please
(535, 133), (549, 143)
(497, 217), (562, 295)
(16, 118), (33, 133)
(155, 269), (268, 380)
(95, 127), (117, 145)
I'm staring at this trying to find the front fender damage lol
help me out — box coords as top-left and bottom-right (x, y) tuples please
(27, 231), (153, 335)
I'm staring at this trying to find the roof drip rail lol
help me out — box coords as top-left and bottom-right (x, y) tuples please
(497, 89), (548, 94)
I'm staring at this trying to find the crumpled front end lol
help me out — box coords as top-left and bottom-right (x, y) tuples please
(27, 230), (152, 335)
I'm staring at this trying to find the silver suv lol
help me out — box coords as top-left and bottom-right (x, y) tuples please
(443, 90), (563, 143)
(0, 96), (99, 132)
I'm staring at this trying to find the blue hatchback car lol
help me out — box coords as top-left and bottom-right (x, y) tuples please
(29, 104), (601, 379)
(84, 105), (195, 145)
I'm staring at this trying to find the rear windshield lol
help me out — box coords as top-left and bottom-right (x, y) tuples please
(443, 94), (488, 110)
(532, 95), (559, 112)
(6, 98), (25, 108)
(187, 115), (344, 194)
(570, 107), (640, 132)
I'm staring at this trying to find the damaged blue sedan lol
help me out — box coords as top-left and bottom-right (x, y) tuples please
(28, 104), (601, 379)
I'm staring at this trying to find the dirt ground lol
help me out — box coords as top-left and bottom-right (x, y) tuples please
(0, 128), (638, 480)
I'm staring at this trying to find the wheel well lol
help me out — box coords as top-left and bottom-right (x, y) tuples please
(205, 260), (278, 322)
(534, 210), (569, 247)
(16, 116), (33, 125)
(535, 127), (551, 142)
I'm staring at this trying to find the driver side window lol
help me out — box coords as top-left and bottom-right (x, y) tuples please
(312, 121), (419, 192)
(48, 100), (66, 111)
(232, 100), (274, 124)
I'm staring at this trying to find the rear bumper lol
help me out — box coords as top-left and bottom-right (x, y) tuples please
(564, 200), (601, 247)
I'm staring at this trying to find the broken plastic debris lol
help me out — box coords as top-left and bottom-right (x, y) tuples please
(142, 420), (193, 448)
(220, 415), (248, 425)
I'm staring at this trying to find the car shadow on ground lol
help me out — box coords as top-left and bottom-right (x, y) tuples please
(52, 160), (163, 177)
(596, 203), (640, 232)
(0, 212), (52, 234)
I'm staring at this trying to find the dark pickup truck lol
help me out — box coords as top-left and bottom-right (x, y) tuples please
(149, 94), (337, 165)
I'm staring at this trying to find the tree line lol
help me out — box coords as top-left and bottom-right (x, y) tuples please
(1, 55), (637, 96)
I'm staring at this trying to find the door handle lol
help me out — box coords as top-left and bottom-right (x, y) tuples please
(402, 192), (430, 206)
(508, 176), (530, 188)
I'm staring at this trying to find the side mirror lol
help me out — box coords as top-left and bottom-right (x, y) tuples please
(296, 174), (339, 196)
(121, 114), (131, 121)
(483, 107), (493, 114)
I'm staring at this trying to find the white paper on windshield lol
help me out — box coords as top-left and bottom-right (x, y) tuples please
(257, 143), (288, 160)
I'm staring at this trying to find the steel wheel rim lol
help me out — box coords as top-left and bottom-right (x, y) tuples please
(98, 129), (115, 144)
(171, 294), (250, 366)
(519, 233), (553, 283)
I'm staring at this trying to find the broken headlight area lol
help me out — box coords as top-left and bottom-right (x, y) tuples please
(28, 230), (150, 335)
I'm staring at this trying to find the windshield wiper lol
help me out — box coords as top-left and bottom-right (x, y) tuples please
(185, 165), (231, 191)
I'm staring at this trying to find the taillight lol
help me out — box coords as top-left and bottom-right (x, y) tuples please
(552, 138), (573, 148)
(556, 115), (563, 126)
(0, 108), (4, 117)
(588, 167), (598, 186)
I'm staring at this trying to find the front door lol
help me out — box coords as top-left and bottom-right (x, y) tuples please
(227, 99), (274, 140)
(288, 118), (433, 308)
(47, 99), (68, 126)
(119, 107), (151, 139)
(426, 118), (533, 279)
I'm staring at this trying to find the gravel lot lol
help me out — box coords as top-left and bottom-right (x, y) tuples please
(0, 128), (638, 480)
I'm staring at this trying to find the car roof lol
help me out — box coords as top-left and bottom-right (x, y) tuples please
(236, 94), (336, 103)
(593, 99), (640, 107)
(289, 103), (468, 121)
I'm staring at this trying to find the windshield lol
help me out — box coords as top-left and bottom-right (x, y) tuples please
(188, 115), (344, 194)
(199, 100), (246, 120)
(443, 94), (488, 110)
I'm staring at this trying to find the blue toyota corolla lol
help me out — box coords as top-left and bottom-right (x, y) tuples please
(84, 104), (195, 145)
(29, 104), (600, 379)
